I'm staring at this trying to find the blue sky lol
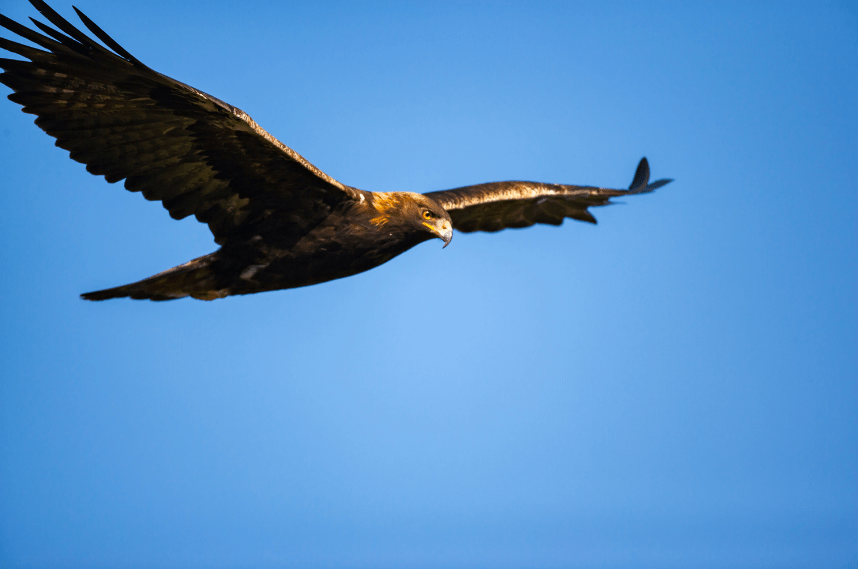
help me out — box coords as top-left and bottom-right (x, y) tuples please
(0, 1), (856, 567)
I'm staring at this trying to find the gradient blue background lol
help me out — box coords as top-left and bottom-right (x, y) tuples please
(1, 1), (856, 567)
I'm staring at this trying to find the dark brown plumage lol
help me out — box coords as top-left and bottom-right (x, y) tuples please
(0, 1), (672, 301)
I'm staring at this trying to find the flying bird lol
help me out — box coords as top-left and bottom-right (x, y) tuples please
(0, 1), (673, 301)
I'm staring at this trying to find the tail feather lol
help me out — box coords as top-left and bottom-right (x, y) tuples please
(81, 253), (224, 301)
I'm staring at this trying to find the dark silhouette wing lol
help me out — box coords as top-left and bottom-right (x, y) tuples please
(424, 158), (672, 233)
(0, 1), (360, 246)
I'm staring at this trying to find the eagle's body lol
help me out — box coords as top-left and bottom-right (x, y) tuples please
(0, 1), (672, 301)
(88, 191), (451, 301)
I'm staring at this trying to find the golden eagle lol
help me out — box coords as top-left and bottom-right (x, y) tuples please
(0, 1), (672, 301)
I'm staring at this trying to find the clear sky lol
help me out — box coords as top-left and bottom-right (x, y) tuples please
(0, 1), (856, 567)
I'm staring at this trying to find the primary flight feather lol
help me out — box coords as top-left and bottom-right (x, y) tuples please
(0, 1), (673, 301)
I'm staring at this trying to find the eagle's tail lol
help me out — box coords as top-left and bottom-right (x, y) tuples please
(81, 253), (225, 301)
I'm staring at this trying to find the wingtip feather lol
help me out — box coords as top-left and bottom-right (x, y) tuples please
(72, 4), (143, 66)
(646, 178), (673, 192)
(626, 159), (673, 195)
(80, 289), (113, 301)
(628, 157), (650, 192)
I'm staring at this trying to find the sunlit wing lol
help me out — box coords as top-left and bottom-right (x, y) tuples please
(0, 0), (360, 246)
(424, 157), (672, 233)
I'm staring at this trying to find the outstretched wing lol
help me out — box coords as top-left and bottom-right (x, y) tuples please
(424, 158), (672, 233)
(0, 1), (360, 246)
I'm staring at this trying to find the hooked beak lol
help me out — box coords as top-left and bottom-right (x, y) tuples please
(424, 220), (453, 248)
(440, 221), (453, 248)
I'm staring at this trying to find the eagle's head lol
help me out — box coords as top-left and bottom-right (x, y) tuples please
(410, 193), (453, 247)
(371, 192), (453, 247)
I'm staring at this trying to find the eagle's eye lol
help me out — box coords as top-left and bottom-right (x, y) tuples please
(422, 210), (434, 220)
